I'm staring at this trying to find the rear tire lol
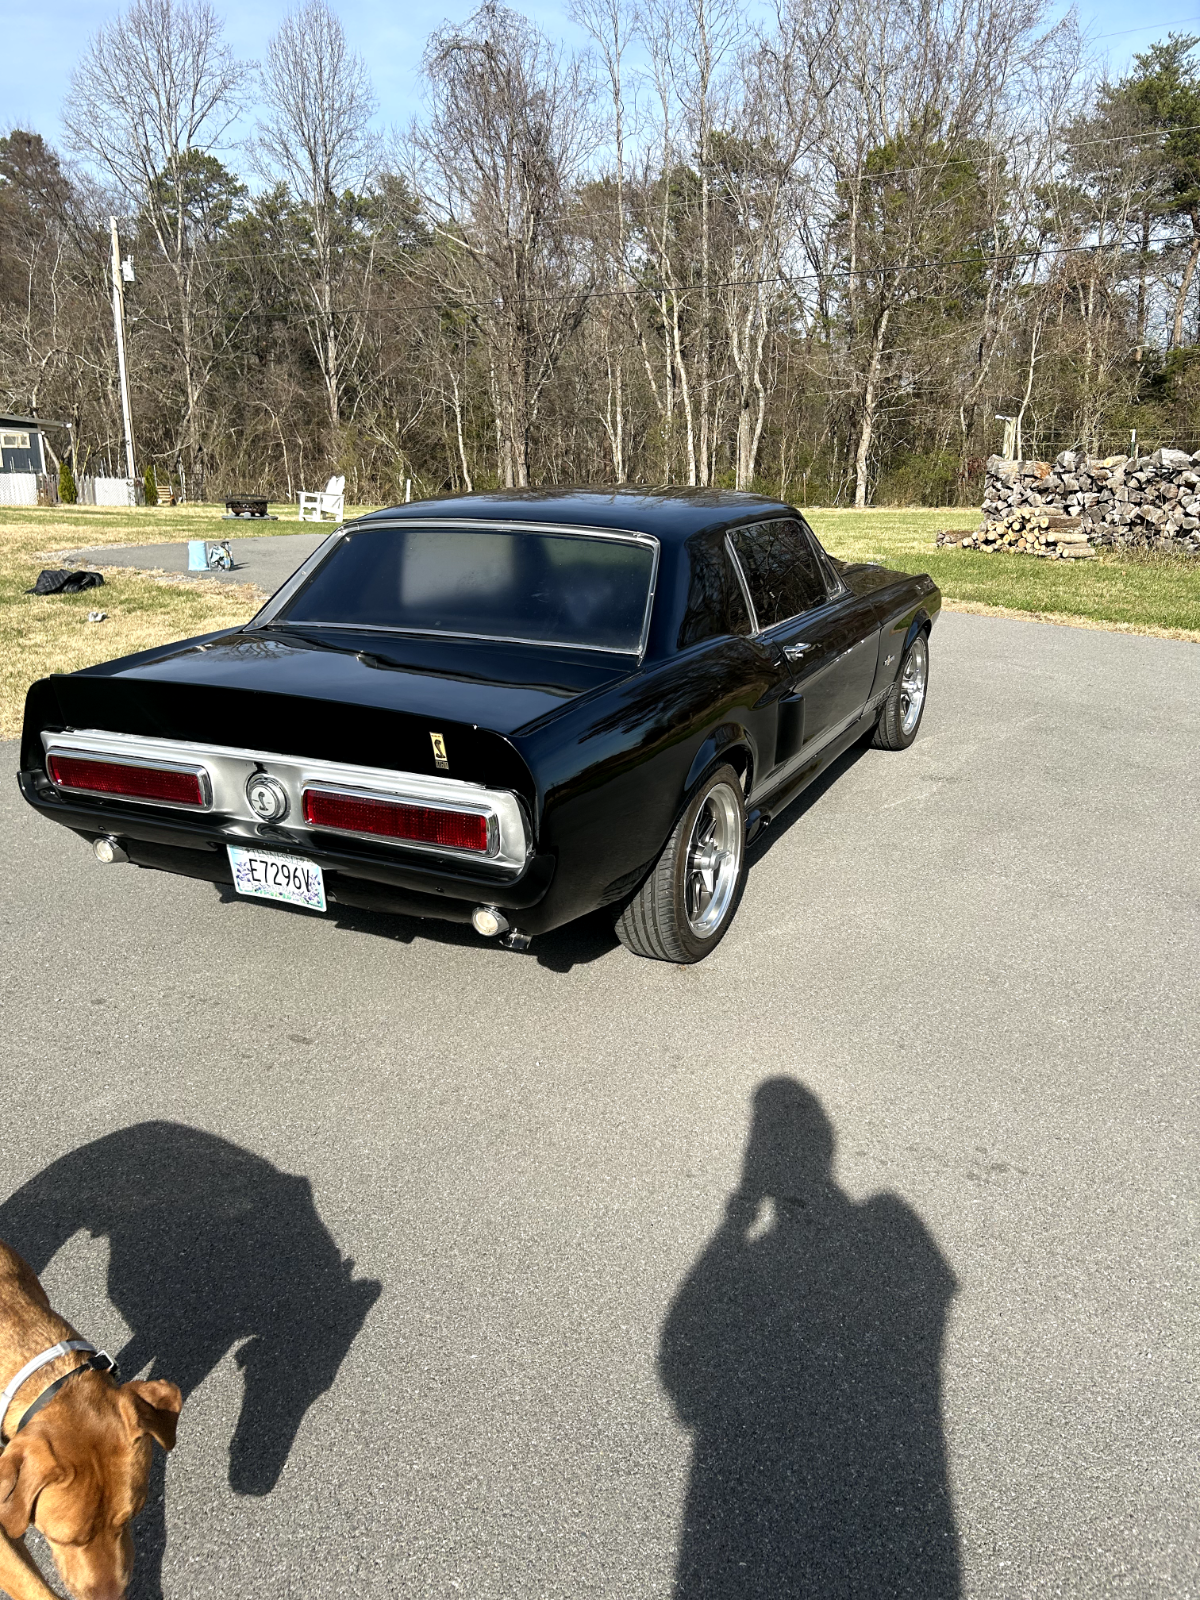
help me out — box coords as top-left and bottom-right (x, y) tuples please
(614, 764), (747, 963)
(873, 631), (929, 750)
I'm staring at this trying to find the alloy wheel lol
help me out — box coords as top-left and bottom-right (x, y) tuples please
(684, 782), (744, 938)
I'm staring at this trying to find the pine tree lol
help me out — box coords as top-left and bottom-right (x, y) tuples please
(58, 459), (77, 504)
(143, 465), (158, 505)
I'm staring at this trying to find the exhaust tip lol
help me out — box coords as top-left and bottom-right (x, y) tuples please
(93, 836), (128, 865)
(471, 904), (509, 938)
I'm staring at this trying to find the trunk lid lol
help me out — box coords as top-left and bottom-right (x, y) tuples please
(23, 628), (633, 800)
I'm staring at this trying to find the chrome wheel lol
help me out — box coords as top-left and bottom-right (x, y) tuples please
(899, 635), (928, 736)
(684, 782), (744, 938)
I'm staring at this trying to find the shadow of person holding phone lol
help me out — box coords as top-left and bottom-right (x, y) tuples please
(660, 1079), (960, 1599)
(0, 1122), (381, 1600)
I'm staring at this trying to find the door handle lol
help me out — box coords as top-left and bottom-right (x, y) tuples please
(783, 643), (814, 666)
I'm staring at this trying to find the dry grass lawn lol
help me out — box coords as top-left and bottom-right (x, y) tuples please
(2, 499), (1196, 743)
(0, 504), (287, 740)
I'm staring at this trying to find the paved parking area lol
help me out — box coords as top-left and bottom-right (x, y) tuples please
(64, 532), (329, 589)
(1, 611), (1197, 1599)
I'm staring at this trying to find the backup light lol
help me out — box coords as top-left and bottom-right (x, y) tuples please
(48, 752), (207, 808)
(302, 787), (490, 853)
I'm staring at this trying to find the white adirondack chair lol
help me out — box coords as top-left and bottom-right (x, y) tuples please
(298, 474), (345, 522)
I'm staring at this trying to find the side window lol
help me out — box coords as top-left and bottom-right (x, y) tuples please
(730, 519), (829, 629)
(677, 532), (752, 649)
(793, 514), (845, 596)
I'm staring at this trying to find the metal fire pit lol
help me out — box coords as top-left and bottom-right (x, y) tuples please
(224, 495), (271, 518)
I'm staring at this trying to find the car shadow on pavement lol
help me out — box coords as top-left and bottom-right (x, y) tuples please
(660, 1078), (961, 1599)
(205, 731), (877, 973)
(0, 1123), (381, 1600)
(212, 883), (621, 972)
(746, 730), (875, 870)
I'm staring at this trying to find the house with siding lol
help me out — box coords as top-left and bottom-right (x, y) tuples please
(0, 413), (50, 476)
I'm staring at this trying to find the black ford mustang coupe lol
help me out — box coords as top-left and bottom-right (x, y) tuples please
(19, 489), (938, 962)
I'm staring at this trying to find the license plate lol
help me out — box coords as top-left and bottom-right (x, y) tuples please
(227, 846), (326, 912)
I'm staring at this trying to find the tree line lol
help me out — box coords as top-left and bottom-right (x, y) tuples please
(1, 0), (1198, 507)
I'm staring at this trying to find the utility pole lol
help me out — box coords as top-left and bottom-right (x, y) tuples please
(109, 216), (137, 484)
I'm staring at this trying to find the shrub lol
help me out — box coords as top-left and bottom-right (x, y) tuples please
(58, 459), (77, 504)
(143, 465), (158, 506)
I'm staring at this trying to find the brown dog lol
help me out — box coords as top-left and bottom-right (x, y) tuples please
(0, 1240), (181, 1600)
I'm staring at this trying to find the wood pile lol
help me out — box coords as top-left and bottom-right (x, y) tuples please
(937, 512), (1097, 558)
(961, 446), (1200, 561)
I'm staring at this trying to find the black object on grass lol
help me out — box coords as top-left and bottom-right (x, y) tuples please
(27, 569), (105, 595)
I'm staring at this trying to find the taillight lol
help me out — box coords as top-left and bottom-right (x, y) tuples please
(47, 752), (207, 808)
(302, 787), (490, 852)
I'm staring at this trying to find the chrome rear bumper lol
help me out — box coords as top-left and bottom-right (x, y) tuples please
(40, 729), (531, 871)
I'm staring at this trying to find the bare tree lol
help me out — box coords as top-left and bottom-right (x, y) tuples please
(64, 0), (248, 494)
(572, 0), (636, 481)
(717, 0), (839, 488)
(257, 0), (378, 430)
(413, 5), (594, 488)
(812, 0), (1075, 505)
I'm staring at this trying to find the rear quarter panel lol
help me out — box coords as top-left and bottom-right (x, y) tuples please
(832, 561), (941, 699)
(514, 638), (770, 928)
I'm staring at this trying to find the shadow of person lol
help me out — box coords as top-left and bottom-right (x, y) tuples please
(0, 1122), (381, 1600)
(660, 1080), (960, 1600)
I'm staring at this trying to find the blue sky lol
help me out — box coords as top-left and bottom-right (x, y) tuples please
(4, 0), (1198, 153)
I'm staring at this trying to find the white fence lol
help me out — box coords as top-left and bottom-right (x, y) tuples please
(0, 472), (39, 506)
(80, 476), (142, 507)
(0, 471), (144, 507)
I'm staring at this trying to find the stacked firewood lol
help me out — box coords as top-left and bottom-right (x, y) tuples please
(937, 511), (1097, 558)
(955, 446), (1200, 560)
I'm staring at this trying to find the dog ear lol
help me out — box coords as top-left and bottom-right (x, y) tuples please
(120, 1381), (183, 1453)
(0, 1434), (63, 1537)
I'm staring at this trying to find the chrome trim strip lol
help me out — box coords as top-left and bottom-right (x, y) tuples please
(40, 730), (530, 871)
(267, 622), (642, 658)
(801, 705), (866, 762)
(253, 517), (661, 659)
(724, 534), (760, 634)
(302, 781), (499, 859)
(45, 744), (213, 811)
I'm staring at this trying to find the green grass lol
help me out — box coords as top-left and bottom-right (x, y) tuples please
(3, 499), (1196, 742)
(808, 508), (1200, 637)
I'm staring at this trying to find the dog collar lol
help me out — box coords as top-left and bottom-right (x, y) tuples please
(0, 1342), (119, 1444)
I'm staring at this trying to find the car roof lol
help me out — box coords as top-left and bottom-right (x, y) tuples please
(354, 486), (794, 544)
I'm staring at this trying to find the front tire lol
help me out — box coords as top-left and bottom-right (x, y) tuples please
(873, 631), (929, 750)
(615, 764), (747, 963)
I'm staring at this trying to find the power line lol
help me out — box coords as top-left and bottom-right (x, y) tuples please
(1093, 15), (1200, 40)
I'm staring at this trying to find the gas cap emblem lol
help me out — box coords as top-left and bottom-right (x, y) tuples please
(246, 773), (289, 822)
(430, 732), (449, 771)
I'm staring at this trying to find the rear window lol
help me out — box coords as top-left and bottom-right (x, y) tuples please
(277, 523), (658, 653)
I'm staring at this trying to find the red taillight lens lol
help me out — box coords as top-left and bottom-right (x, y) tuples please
(302, 788), (490, 852)
(47, 753), (206, 807)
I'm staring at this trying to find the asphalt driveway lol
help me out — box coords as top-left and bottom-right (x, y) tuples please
(63, 531), (329, 590)
(1, 611), (1196, 1599)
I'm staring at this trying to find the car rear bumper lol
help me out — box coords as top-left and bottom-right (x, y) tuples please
(18, 771), (558, 921)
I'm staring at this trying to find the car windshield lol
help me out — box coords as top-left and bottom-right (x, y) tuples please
(275, 523), (658, 654)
